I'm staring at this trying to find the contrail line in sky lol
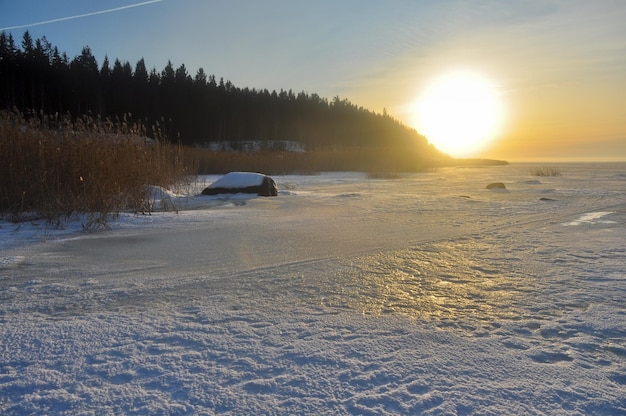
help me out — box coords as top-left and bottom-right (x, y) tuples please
(1, 0), (166, 31)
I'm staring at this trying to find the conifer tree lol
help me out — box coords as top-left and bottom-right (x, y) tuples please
(0, 31), (438, 158)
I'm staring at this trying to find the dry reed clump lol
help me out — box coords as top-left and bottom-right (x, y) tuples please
(530, 167), (562, 177)
(183, 145), (438, 176)
(1, 108), (444, 227)
(0, 110), (193, 228)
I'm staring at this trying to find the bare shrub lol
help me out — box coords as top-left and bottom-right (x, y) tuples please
(530, 167), (562, 177)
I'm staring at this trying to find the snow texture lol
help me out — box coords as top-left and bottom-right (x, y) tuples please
(1, 162), (625, 415)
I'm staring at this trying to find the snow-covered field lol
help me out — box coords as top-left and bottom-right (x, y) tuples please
(1, 162), (625, 415)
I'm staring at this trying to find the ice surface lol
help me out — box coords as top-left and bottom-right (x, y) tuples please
(1, 162), (625, 414)
(563, 211), (615, 226)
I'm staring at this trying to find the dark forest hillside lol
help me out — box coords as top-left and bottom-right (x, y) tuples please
(0, 31), (445, 159)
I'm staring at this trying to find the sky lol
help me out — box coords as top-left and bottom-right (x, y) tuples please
(1, 0), (625, 161)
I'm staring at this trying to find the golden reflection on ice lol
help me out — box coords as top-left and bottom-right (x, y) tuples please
(325, 239), (522, 322)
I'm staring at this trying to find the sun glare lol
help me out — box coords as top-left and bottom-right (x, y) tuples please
(414, 70), (505, 158)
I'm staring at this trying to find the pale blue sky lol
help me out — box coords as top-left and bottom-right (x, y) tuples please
(1, 0), (625, 160)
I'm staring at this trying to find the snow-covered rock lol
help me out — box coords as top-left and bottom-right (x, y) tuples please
(201, 172), (278, 197)
(141, 184), (181, 211)
(486, 182), (506, 190)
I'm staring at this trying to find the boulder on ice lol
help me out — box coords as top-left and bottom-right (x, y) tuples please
(486, 182), (506, 190)
(202, 172), (278, 197)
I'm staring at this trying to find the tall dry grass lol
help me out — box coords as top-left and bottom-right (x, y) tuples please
(1, 109), (449, 226)
(0, 110), (193, 227)
(184, 145), (441, 176)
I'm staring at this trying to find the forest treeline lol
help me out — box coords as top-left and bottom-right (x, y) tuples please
(0, 30), (443, 158)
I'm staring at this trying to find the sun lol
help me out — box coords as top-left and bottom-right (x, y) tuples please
(413, 70), (505, 158)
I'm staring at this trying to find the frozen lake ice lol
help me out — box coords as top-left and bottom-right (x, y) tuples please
(1, 162), (625, 414)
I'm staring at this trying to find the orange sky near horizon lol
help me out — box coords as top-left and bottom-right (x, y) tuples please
(482, 71), (626, 161)
(348, 2), (626, 161)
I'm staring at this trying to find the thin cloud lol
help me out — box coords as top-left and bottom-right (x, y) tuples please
(1, 0), (166, 31)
